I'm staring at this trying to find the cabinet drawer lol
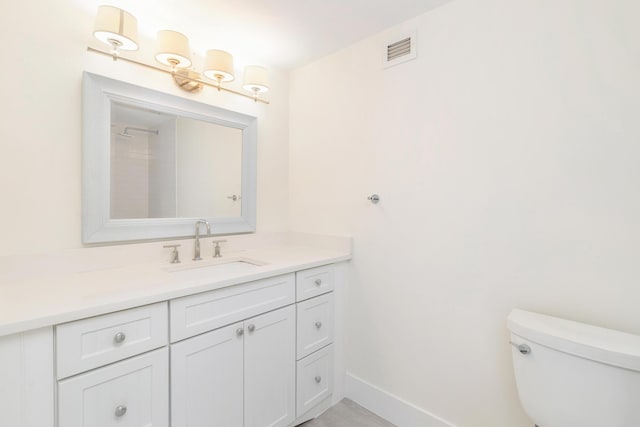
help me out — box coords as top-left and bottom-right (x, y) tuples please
(296, 344), (333, 417)
(296, 265), (334, 302)
(58, 347), (169, 427)
(297, 293), (334, 359)
(170, 273), (295, 342)
(56, 302), (168, 379)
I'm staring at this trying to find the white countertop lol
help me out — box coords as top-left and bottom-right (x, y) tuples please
(0, 243), (351, 337)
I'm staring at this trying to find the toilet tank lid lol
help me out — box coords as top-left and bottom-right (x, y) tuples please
(508, 309), (640, 372)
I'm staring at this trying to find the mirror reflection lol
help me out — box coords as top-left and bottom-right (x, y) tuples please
(110, 102), (243, 220)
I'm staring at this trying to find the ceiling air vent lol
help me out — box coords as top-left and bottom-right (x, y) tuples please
(383, 30), (417, 69)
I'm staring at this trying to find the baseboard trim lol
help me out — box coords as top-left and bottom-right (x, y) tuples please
(345, 373), (457, 427)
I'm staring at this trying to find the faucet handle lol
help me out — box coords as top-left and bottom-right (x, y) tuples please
(163, 244), (181, 264)
(211, 240), (227, 258)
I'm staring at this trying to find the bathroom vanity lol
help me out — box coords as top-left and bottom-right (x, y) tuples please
(0, 237), (350, 427)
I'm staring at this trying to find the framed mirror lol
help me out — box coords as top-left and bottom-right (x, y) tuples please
(82, 72), (257, 243)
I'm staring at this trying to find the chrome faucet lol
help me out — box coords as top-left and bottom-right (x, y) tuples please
(193, 219), (211, 261)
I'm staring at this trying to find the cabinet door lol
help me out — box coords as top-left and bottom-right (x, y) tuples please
(58, 347), (168, 427)
(171, 322), (244, 427)
(244, 305), (296, 427)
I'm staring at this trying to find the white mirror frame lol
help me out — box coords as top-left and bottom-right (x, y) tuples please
(82, 72), (257, 243)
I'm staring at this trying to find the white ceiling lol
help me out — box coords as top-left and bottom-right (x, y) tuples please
(80, 0), (453, 70)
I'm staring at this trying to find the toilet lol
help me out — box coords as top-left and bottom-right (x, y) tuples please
(507, 309), (640, 427)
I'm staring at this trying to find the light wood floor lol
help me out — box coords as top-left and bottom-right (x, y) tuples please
(299, 399), (396, 427)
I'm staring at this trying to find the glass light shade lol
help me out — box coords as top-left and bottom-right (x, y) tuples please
(155, 30), (192, 68)
(93, 5), (139, 51)
(242, 66), (269, 93)
(203, 50), (235, 82)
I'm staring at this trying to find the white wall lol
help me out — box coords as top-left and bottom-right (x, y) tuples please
(289, 0), (640, 426)
(0, 0), (290, 256)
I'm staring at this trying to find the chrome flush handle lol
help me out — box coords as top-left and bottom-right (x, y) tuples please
(510, 341), (531, 355)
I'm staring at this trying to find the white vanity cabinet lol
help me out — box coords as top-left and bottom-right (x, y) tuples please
(171, 305), (296, 427)
(0, 261), (343, 427)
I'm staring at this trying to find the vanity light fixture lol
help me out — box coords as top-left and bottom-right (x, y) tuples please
(155, 30), (192, 69)
(204, 49), (235, 88)
(243, 66), (270, 100)
(93, 5), (139, 56)
(88, 6), (269, 103)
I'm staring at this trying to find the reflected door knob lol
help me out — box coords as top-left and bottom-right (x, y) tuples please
(315, 321), (322, 329)
(315, 376), (322, 383)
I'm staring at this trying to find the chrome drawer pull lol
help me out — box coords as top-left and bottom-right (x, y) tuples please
(314, 279), (322, 286)
(236, 328), (244, 336)
(115, 405), (127, 417)
(315, 376), (322, 383)
(247, 324), (256, 333)
(315, 321), (322, 329)
(114, 332), (126, 344)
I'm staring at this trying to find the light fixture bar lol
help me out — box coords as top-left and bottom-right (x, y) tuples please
(87, 46), (270, 104)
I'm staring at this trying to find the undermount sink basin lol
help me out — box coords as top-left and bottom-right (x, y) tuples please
(166, 257), (266, 281)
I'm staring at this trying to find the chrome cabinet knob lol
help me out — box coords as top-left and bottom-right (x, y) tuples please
(114, 332), (126, 344)
(115, 405), (127, 417)
(315, 376), (322, 383)
(314, 279), (322, 286)
(236, 328), (244, 336)
(247, 324), (255, 333)
(315, 321), (322, 329)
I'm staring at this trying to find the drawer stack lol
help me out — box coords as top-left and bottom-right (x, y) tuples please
(56, 302), (169, 427)
(295, 265), (335, 418)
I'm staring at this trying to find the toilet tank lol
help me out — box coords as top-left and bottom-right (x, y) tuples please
(507, 309), (640, 427)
